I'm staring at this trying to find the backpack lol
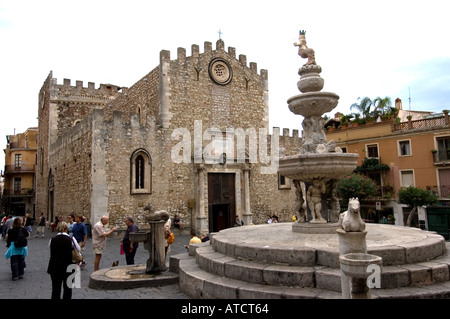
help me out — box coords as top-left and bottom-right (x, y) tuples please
(14, 228), (28, 248)
(167, 232), (175, 245)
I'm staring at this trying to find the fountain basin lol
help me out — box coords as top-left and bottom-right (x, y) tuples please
(339, 253), (382, 278)
(288, 91), (339, 117)
(129, 231), (150, 242)
(89, 264), (179, 290)
(278, 153), (359, 181)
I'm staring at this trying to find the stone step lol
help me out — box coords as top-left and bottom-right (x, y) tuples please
(177, 254), (341, 299)
(175, 253), (450, 299)
(193, 243), (450, 290)
(209, 223), (447, 267)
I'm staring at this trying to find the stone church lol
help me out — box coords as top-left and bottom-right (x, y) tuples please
(35, 39), (301, 233)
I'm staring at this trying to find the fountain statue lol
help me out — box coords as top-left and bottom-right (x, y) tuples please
(278, 30), (359, 232)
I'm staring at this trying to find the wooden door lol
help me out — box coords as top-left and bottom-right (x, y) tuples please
(207, 173), (235, 232)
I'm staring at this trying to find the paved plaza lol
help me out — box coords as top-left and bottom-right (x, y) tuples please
(0, 225), (189, 299)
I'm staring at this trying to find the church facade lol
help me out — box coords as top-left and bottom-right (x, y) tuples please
(35, 40), (301, 233)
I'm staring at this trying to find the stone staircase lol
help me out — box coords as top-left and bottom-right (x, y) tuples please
(170, 230), (450, 299)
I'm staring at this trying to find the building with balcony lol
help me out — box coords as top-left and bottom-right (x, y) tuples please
(325, 101), (450, 239)
(2, 127), (37, 217)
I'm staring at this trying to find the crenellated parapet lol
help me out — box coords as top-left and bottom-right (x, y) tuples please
(161, 39), (268, 79)
(51, 78), (125, 103)
(158, 39), (269, 131)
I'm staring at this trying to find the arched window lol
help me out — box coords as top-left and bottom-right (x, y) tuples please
(131, 149), (151, 194)
(135, 155), (145, 189)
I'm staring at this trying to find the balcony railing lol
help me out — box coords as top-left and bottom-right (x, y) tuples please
(3, 165), (35, 174)
(427, 185), (450, 198)
(432, 150), (450, 165)
(2, 188), (35, 196)
(393, 116), (448, 132)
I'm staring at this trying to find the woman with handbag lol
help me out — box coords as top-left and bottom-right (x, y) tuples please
(5, 217), (29, 281)
(47, 221), (80, 299)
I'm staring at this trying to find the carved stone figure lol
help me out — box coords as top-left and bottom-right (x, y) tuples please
(293, 180), (306, 222)
(294, 30), (316, 65)
(338, 198), (366, 232)
(301, 116), (327, 153)
(306, 179), (326, 222)
(329, 179), (341, 223)
(144, 204), (169, 222)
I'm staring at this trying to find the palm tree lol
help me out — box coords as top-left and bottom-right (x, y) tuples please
(373, 96), (392, 116)
(350, 97), (373, 118)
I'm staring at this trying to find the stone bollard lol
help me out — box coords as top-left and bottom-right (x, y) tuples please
(339, 252), (382, 299)
(130, 207), (170, 275)
(337, 198), (382, 299)
(145, 220), (167, 274)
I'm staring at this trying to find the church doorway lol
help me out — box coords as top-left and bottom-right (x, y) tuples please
(207, 173), (236, 232)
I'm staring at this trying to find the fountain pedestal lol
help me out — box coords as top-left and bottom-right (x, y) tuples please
(339, 252), (382, 299)
(279, 30), (358, 231)
(129, 220), (167, 274)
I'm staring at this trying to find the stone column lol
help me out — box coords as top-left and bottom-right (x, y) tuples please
(196, 165), (208, 233)
(146, 220), (167, 274)
(243, 168), (252, 226)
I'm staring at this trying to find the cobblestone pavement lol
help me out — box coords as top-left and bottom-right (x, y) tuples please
(0, 225), (190, 299)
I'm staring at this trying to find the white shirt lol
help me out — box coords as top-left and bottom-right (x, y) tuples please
(49, 232), (81, 252)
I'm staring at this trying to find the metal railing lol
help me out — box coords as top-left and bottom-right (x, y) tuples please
(2, 188), (35, 196)
(427, 185), (450, 198)
(3, 164), (35, 174)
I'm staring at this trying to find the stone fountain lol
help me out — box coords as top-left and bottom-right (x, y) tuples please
(88, 204), (179, 290)
(278, 30), (359, 233)
(175, 31), (449, 299)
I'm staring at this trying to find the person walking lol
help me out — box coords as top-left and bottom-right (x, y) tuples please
(92, 216), (116, 271)
(67, 214), (75, 236)
(120, 217), (139, 265)
(47, 221), (79, 299)
(71, 214), (87, 269)
(23, 214), (33, 234)
(34, 213), (46, 238)
(72, 215), (87, 251)
(2, 214), (11, 239)
(5, 217), (29, 281)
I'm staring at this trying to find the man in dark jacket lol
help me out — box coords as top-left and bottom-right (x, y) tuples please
(47, 221), (74, 299)
(121, 217), (139, 265)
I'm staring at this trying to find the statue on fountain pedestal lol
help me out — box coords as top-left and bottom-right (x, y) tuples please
(294, 30), (316, 65)
(306, 178), (327, 223)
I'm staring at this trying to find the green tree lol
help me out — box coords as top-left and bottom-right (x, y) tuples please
(350, 97), (373, 119)
(373, 96), (392, 114)
(337, 173), (378, 206)
(398, 186), (439, 227)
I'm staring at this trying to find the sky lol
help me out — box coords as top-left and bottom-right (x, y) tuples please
(1, 0), (449, 171)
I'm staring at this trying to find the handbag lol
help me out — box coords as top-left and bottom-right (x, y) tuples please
(120, 243), (125, 255)
(167, 232), (175, 245)
(71, 237), (83, 263)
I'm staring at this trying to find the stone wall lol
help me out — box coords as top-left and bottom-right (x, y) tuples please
(36, 40), (302, 232)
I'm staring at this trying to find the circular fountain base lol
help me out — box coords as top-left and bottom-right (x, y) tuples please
(210, 223), (446, 267)
(177, 222), (450, 299)
(292, 221), (339, 234)
(89, 264), (179, 290)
